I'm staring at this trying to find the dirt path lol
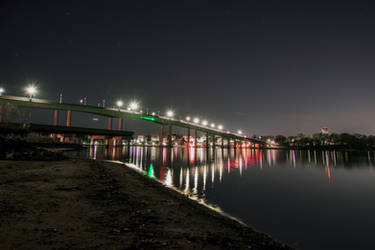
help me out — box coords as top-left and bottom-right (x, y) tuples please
(0, 160), (291, 249)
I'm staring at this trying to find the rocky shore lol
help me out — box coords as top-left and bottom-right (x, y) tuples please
(0, 159), (291, 249)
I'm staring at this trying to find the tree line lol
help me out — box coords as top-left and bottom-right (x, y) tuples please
(262, 133), (375, 150)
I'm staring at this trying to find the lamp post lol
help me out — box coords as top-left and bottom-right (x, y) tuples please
(116, 100), (123, 110)
(26, 85), (37, 100)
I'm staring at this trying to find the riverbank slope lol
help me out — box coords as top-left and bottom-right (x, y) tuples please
(0, 159), (290, 249)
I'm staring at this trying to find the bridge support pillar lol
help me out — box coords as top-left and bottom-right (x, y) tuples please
(168, 125), (172, 147)
(221, 137), (224, 148)
(118, 118), (123, 131)
(227, 138), (231, 149)
(212, 135), (216, 148)
(0, 104), (3, 123)
(159, 124), (164, 146)
(108, 117), (113, 130)
(187, 128), (190, 147)
(66, 110), (72, 127)
(194, 129), (198, 148)
(52, 110), (59, 141)
(206, 132), (209, 148)
(53, 110), (59, 125)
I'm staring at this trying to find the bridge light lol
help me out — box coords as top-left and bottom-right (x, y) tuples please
(129, 101), (138, 111)
(238, 130), (242, 134)
(186, 116), (191, 121)
(210, 123), (215, 128)
(166, 110), (174, 117)
(193, 118), (200, 123)
(26, 85), (37, 99)
(152, 112), (156, 116)
(116, 100), (123, 109)
(0, 87), (4, 96)
(202, 120), (208, 126)
(218, 125), (223, 130)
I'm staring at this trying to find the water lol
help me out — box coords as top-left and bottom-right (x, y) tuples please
(76, 146), (375, 250)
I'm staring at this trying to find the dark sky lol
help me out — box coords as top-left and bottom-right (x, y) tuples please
(1, 0), (375, 135)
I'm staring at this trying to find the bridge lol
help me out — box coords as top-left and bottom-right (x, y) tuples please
(0, 95), (267, 148)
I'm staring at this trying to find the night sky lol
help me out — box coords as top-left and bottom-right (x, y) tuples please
(1, 1), (375, 136)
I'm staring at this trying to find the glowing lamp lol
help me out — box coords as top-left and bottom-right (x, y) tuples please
(25, 85), (37, 99)
(129, 102), (138, 111)
(166, 110), (174, 117)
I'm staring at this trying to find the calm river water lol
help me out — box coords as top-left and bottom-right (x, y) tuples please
(77, 146), (375, 250)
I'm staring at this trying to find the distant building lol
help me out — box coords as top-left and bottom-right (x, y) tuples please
(321, 127), (329, 134)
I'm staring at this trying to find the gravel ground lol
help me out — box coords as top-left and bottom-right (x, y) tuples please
(0, 159), (291, 249)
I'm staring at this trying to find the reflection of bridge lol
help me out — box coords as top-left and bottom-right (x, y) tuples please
(0, 95), (267, 148)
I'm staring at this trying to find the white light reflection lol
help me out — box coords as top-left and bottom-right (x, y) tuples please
(165, 169), (173, 186)
(307, 150), (311, 163)
(267, 150), (272, 166)
(333, 151), (337, 166)
(193, 167), (198, 194)
(184, 169), (190, 193)
(314, 151), (317, 165)
(179, 169), (183, 188)
(203, 166), (207, 191)
(219, 160), (223, 182)
(239, 156), (242, 175)
(93, 145), (97, 160)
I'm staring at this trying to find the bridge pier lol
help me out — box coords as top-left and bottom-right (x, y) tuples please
(53, 110), (59, 125)
(66, 110), (72, 127)
(187, 127), (190, 147)
(212, 134), (216, 148)
(168, 125), (172, 147)
(108, 117), (112, 130)
(52, 110), (59, 141)
(227, 138), (231, 149)
(221, 137), (224, 148)
(194, 129), (198, 148)
(206, 132), (209, 148)
(159, 124), (164, 146)
(118, 118), (123, 131)
(63, 110), (72, 142)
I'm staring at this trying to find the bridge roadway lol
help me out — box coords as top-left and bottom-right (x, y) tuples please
(0, 95), (266, 146)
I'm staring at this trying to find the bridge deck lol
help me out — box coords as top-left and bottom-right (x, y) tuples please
(0, 96), (266, 144)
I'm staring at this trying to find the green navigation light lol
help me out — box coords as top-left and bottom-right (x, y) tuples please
(147, 163), (154, 178)
(142, 116), (156, 121)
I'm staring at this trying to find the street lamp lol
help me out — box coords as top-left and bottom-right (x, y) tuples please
(0, 87), (4, 96)
(186, 116), (191, 121)
(238, 130), (243, 134)
(193, 117), (200, 123)
(218, 125), (223, 130)
(26, 85), (37, 99)
(129, 101), (138, 111)
(166, 110), (174, 118)
(210, 123), (215, 128)
(116, 100), (123, 110)
(202, 120), (208, 126)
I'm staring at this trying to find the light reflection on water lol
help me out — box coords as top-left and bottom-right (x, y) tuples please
(79, 146), (375, 250)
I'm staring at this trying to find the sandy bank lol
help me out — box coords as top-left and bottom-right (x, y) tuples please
(0, 159), (291, 249)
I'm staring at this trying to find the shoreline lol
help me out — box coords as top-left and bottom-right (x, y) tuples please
(0, 159), (291, 249)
